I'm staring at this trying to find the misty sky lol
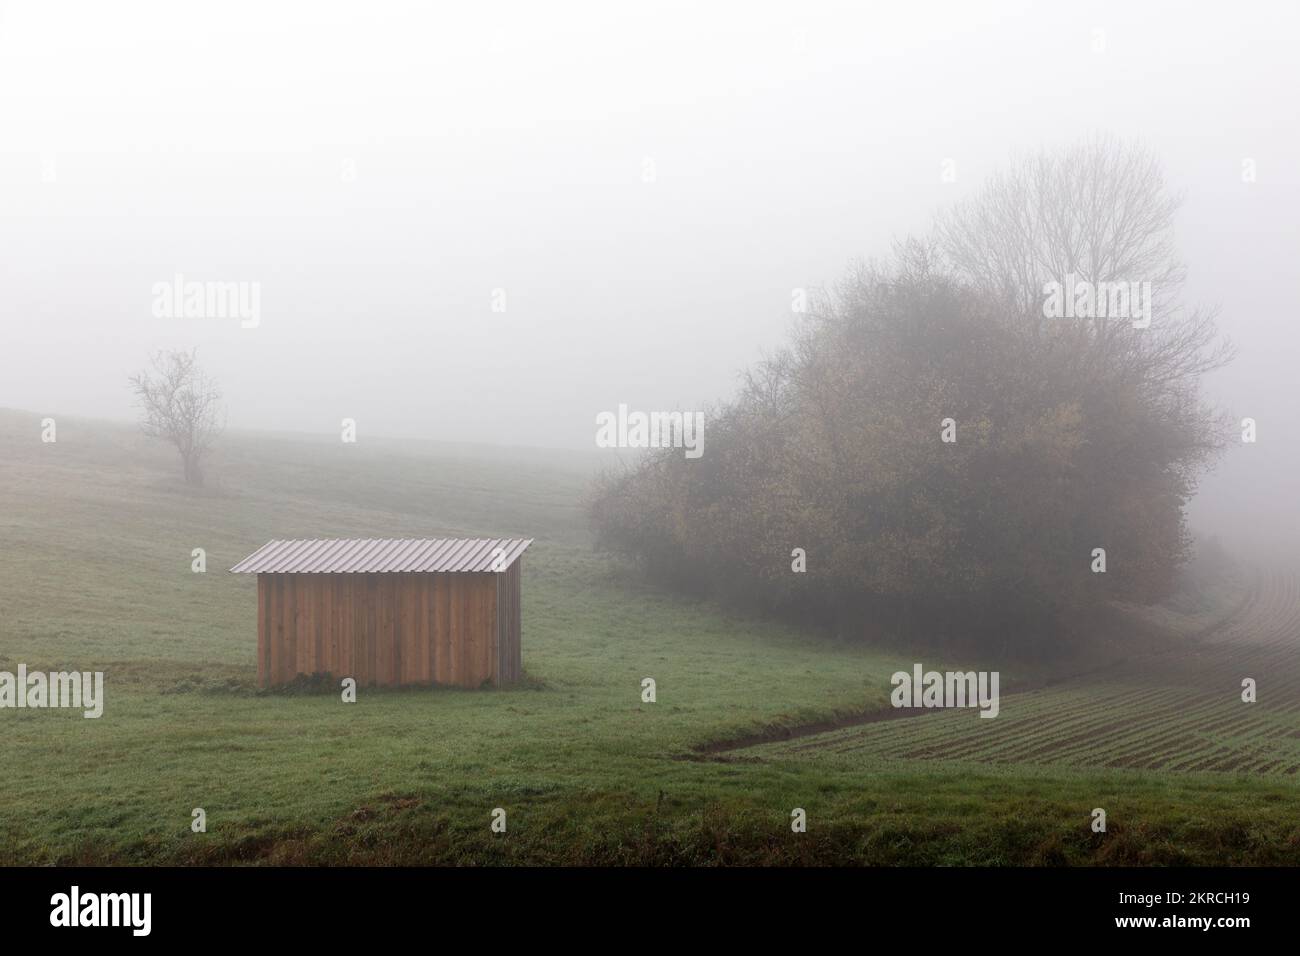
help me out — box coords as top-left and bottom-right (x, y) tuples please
(1, 1), (1296, 545)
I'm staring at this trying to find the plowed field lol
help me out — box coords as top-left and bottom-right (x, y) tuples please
(738, 569), (1300, 774)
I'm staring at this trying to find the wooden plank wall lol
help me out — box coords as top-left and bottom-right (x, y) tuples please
(495, 561), (522, 683)
(257, 572), (512, 688)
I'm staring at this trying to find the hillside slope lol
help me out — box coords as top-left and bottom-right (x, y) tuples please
(0, 409), (1296, 865)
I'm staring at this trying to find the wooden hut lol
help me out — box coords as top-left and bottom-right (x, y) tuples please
(230, 538), (531, 689)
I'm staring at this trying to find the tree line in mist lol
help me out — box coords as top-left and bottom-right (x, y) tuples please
(589, 136), (1233, 646)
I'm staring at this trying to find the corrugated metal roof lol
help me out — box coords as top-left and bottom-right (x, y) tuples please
(229, 538), (533, 574)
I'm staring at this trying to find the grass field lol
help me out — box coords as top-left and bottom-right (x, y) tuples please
(2, 408), (1298, 865)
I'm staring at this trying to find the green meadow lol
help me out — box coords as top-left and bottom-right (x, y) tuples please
(1, 409), (1297, 865)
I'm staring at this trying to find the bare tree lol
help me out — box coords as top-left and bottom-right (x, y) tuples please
(935, 134), (1233, 391)
(129, 349), (224, 486)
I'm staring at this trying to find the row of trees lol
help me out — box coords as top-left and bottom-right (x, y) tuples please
(589, 137), (1233, 645)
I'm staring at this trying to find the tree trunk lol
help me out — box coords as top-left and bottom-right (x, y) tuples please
(182, 451), (204, 486)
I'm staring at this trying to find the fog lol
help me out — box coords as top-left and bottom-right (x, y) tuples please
(1, 0), (1296, 553)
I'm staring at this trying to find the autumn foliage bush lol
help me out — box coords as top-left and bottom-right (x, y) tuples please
(590, 251), (1226, 644)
